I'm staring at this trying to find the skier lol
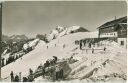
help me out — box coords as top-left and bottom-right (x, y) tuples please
(92, 48), (94, 54)
(104, 47), (106, 51)
(80, 41), (82, 50)
(10, 71), (14, 82)
(47, 45), (48, 49)
(63, 44), (65, 49)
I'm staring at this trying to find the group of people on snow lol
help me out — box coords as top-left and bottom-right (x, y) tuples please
(36, 56), (64, 81)
(75, 38), (107, 54)
(10, 56), (64, 82)
(10, 71), (20, 82)
(10, 68), (34, 82)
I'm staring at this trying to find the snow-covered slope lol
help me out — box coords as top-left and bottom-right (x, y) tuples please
(1, 32), (97, 79)
(1, 31), (127, 82)
(2, 40), (46, 79)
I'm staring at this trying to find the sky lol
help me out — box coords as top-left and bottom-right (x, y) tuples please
(2, 1), (127, 37)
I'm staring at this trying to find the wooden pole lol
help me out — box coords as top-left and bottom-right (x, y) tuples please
(0, 2), (2, 80)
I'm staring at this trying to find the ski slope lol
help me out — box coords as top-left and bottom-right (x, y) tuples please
(1, 32), (98, 79)
(1, 31), (127, 82)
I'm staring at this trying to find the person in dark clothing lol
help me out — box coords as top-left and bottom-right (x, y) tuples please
(53, 56), (58, 64)
(29, 68), (33, 75)
(63, 44), (65, 48)
(104, 47), (106, 51)
(55, 68), (64, 80)
(55, 66), (60, 80)
(44, 60), (50, 68)
(89, 43), (91, 48)
(92, 48), (94, 54)
(56, 71), (59, 80)
(23, 77), (28, 82)
(14, 75), (19, 82)
(80, 41), (82, 50)
(84, 41), (86, 46)
(10, 71), (14, 82)
(59, 69), (64, 80)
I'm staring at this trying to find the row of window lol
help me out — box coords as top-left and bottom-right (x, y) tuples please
(100, 27), (115, 33)
(101, 32), (116, 36)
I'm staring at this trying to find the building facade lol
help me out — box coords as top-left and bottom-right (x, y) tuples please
(97, 16), (127, 48)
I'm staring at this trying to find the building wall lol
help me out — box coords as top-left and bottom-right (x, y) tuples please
(99, 32), (117, 38)
(117, 38), (127, 48)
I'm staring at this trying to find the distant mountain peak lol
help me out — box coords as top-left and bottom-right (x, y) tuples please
(47, 25), (89, 42)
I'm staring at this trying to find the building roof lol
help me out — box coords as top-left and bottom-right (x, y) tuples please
(98, 16), (127, 29)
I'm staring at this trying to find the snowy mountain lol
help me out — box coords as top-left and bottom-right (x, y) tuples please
(2, 35), (10, 42)
(10, 35), (28, 42)
(47, 26), (89, 41)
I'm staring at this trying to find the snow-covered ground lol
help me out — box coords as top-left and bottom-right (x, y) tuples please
(1, 31), (127, 83)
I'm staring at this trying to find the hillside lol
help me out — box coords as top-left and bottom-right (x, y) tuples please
(1, 31), (127, 83)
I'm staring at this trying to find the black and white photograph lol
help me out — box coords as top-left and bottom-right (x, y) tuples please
(0, 1), (127, 82)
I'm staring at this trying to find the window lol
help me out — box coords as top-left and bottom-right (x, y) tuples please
(121, 41), (124, 45)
